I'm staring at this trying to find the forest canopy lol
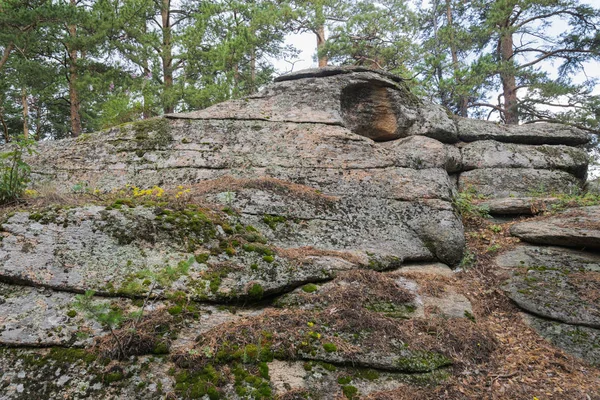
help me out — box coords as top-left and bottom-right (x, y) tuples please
(0, 0), (599, 142)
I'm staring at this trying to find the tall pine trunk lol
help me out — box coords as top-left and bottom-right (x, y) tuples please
(445, 0), (468, 117)
(499, 30), (518, 124)
(68, 0), (82, 137)
(21, 87), (28, 138)
(250, 46), (257, 93)
(161, 0), (174, 114)
(315, 3), (327, 68)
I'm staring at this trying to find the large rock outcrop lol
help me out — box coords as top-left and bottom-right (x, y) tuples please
(0, 66), (597, 399)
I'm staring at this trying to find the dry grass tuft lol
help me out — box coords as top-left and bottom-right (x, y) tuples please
(94, 310), (173, 360)
(287, 269), (414, 311)
(187, 176), (339, 205)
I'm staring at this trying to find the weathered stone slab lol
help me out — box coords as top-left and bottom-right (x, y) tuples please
(457, 117), (590, 145)
(500, 245), (600, 327)
(510, 206), (600, 249)
(29, 119), (459, 199)
(0, 200), (463, 302)
(524, 314), (600, 366)
(380, 135), (462, 173)
(0, 283), (106, 347)
(459, 168), (581, 198)
(168, 68), (458, 143)
(461, 140), (588, 178)
(475, 197), (561, 215)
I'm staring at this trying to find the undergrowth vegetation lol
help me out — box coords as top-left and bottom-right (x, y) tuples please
(0, 135), (36, 204)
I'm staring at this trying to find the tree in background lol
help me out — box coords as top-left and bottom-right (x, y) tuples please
(324, 0), (419, 76)
(1, 0), (599, 141)
(180, 0), (297, 110)
(467, 0), (600, 126)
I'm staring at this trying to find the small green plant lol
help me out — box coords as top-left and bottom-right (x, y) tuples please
(489, 224), (502, 233)
(452, 187), (490, 219)
(486, 244), (502, 253)
(0, 135), (36, 204)
(459, 251), (476, 269)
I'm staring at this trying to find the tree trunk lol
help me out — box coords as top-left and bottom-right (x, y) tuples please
(315, 3), (327, 68)
(161, 0), (174, 114)
(68, 0), (82, 137)
(445, 0), (468, 117)
(499, 28), (518, 124)
(250, 46), (256, 93)
(21, 87), (29, 138)
(0, 111), (9, 143)
(0, 43), (14, 71)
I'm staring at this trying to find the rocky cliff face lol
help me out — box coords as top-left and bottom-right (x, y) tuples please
(0, 67), (598, 399)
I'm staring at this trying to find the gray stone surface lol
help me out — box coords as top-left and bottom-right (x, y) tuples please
(500, 245), (600, 328)
(459, 168), (582, 198)
(461, 140), (589, 178)
(168, 69), (458, 143)
(457, 117), (590, 145)
(23, 117), (465, 267)
(510, 206), (600, 249)
(587, 178), (600, 195)
(0, 283), (106, 347)
(524, 314), (600, 366)
(475, 197), (560, 215)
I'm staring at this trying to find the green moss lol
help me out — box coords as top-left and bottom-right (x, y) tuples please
(242, 243), (274, 256)
(262, 255), (274, 263)
(174, 366), (221, 399)
(302, 283), (318, 293)
(131, 118), (173, 149)
(27, 210), (59, 224)
(104, 370), (125, 383)
(319, 362), (337, 371)
(323, 343), (338, 353)
(355, 368), (379, 381)
(248, 283), (265, 300)
(168, 305), (183, 316)
(242, 232), (268, 244)
(258, 362), (269, 379)
(66, 310), (77, 318)
(45, 348), (97, 365)
(342, 385), (359, 399)
(232, 363), (272, 399)
(395, 351), (452, 372)
(195, 253), (210, 264)
(152, 342), (170, 355)
(262, 214), (287, 230)
(337, 376), (353, 384)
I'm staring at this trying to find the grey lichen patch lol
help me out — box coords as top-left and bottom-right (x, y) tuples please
(0, 348), (170, 400)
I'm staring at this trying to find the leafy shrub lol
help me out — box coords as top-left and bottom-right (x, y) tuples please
(0, 135), (36, 204)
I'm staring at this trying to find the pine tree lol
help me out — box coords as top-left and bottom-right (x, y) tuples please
(469, 0), (600, 126)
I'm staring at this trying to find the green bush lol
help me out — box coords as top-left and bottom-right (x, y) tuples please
(0, 135), (36, 204)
